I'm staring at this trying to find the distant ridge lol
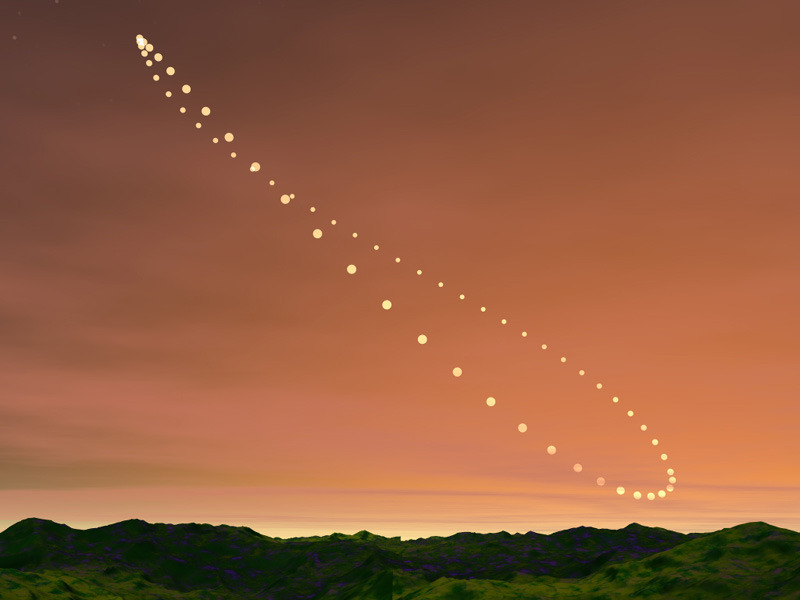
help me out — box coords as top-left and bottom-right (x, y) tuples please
(1, 518), (798, 599)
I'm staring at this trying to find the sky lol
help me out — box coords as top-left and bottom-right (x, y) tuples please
(1, 0), (798, 540)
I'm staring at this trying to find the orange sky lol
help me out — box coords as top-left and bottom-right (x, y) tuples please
(1, 0), (798, 539)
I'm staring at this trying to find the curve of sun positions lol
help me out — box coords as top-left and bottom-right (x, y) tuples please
(133, 33), (678, 502)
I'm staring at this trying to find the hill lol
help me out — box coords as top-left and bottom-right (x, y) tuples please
(1, 518), (798, 599)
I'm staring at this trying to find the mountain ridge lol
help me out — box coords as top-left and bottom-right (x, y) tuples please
(1, 517), (798, 599)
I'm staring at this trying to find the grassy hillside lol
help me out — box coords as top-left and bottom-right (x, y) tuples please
(1, 518), (798, 599)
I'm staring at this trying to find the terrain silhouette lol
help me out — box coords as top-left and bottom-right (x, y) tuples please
(1, 517), (799, 599)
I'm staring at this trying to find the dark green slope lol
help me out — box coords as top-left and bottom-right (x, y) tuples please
(1, 518), (798, 599)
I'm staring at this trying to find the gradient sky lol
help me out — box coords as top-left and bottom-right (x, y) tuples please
(1, 0), (798, 540)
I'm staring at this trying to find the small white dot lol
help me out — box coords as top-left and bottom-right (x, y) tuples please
(459, 294), (465, 300)
(374, 245), (380, 251)
(452, 367), (462, 377)
(627, 410), (634, 417)
(667, 468), (674, 476)
(612, 396), (619, 403)
(438, 281), (444, 287)
(633, 491), (642, 500)
(652, 439), (659, 446)
(418, 334), (428, 345)
(396, 257), (402, 263)
(573, 463), (582, 473)
(578, 369), (585, 376)
(596, 383), (603, 389)
(331, 220), (337, 225)
(352, 232), (358, 238)
(658, 490), (666, 498)
(416, 270), (422, 275)
(346, 264), (357, 274)
(661, 453), (668, 461)
(501, 318), (507, 325)
(616, 486), (625, 495)
(518, 423), (527, 433)
(641, 424), (647, 431)
(647, 492), (655, 500)
(546, 445), (556, 455)
(560, 356), (566, 363)
(312, 229), (323, 239)
(486, 397), (496, 407)
(596, 477), (606, 486)
(541, 344), (547, 350)
(521, 331), (527, 337)
(480, 306), (486, 312)
(381, 300), (392, 310)
(281, 194), (291, 204)
(666, 484), (674, 492)
(669, 476), (676, 484)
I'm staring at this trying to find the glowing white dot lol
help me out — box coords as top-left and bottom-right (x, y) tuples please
(416, 270), (422, 275)
(418, 334), (428, 344)
(667, 468), (674, 476)
(352, 232), (358, 238)
(166, 66), (175, 76)
(141, 50), (148, 57)
(647, 492), (655, 500)
(480, 306), (486, 312)
(633, 491), (642, 500)
(381, 300), (392, 310)
(596, 383), (603, 389)
(640, 424), (647, 431)
(331, 220), (337, 225)
(452, 367), (462, 377)
(201, 106), (211, 116)
(230, 152), (236, 158)
(179, 107), (186, 113)
(669, 476), (676, 484)
(658, 490), (666, 498)
(627, 410), (634, 417)
(165, 91), (172, 98)
(560, 356), (567, 363)
(541, 344), (547, 350)
(501, 318), (507, 325)
(579, 369), (585, 376)
(270, 180), (276, 186)
(250, 162), (260, 172)
(486, 397), (496, 407)
(153, 74), (160, 81)
(280, 194), (291, 204)
(396, 258), (402, 263)
(573, 463), (582, 473)
(597, 477), (606, 486)
(612, 396), (619, 403)
(224, 132), (234, 142)
(145, 43), (153, 52)
(666, 484), (674, 492)
(518, 423), (527, 433)
(346, 264), (357, 275)
(459, 294), (465, 300)
(652, 439), (659, 446)
(194, 122), (201, 129)
(312, 229), (323, 239)
(182, 84), (191, 94)
(521, 331), (527, 337)
(373, 245), (380, 251)
(616, 486), (625, 495)
(146, 59), (153, 67)
(154, 53), (162, 62)
(661, 454), (668, 461)
(438, 281), (444, 287)
(546, 445), (556, 455)
(290, 194), (295, 199)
